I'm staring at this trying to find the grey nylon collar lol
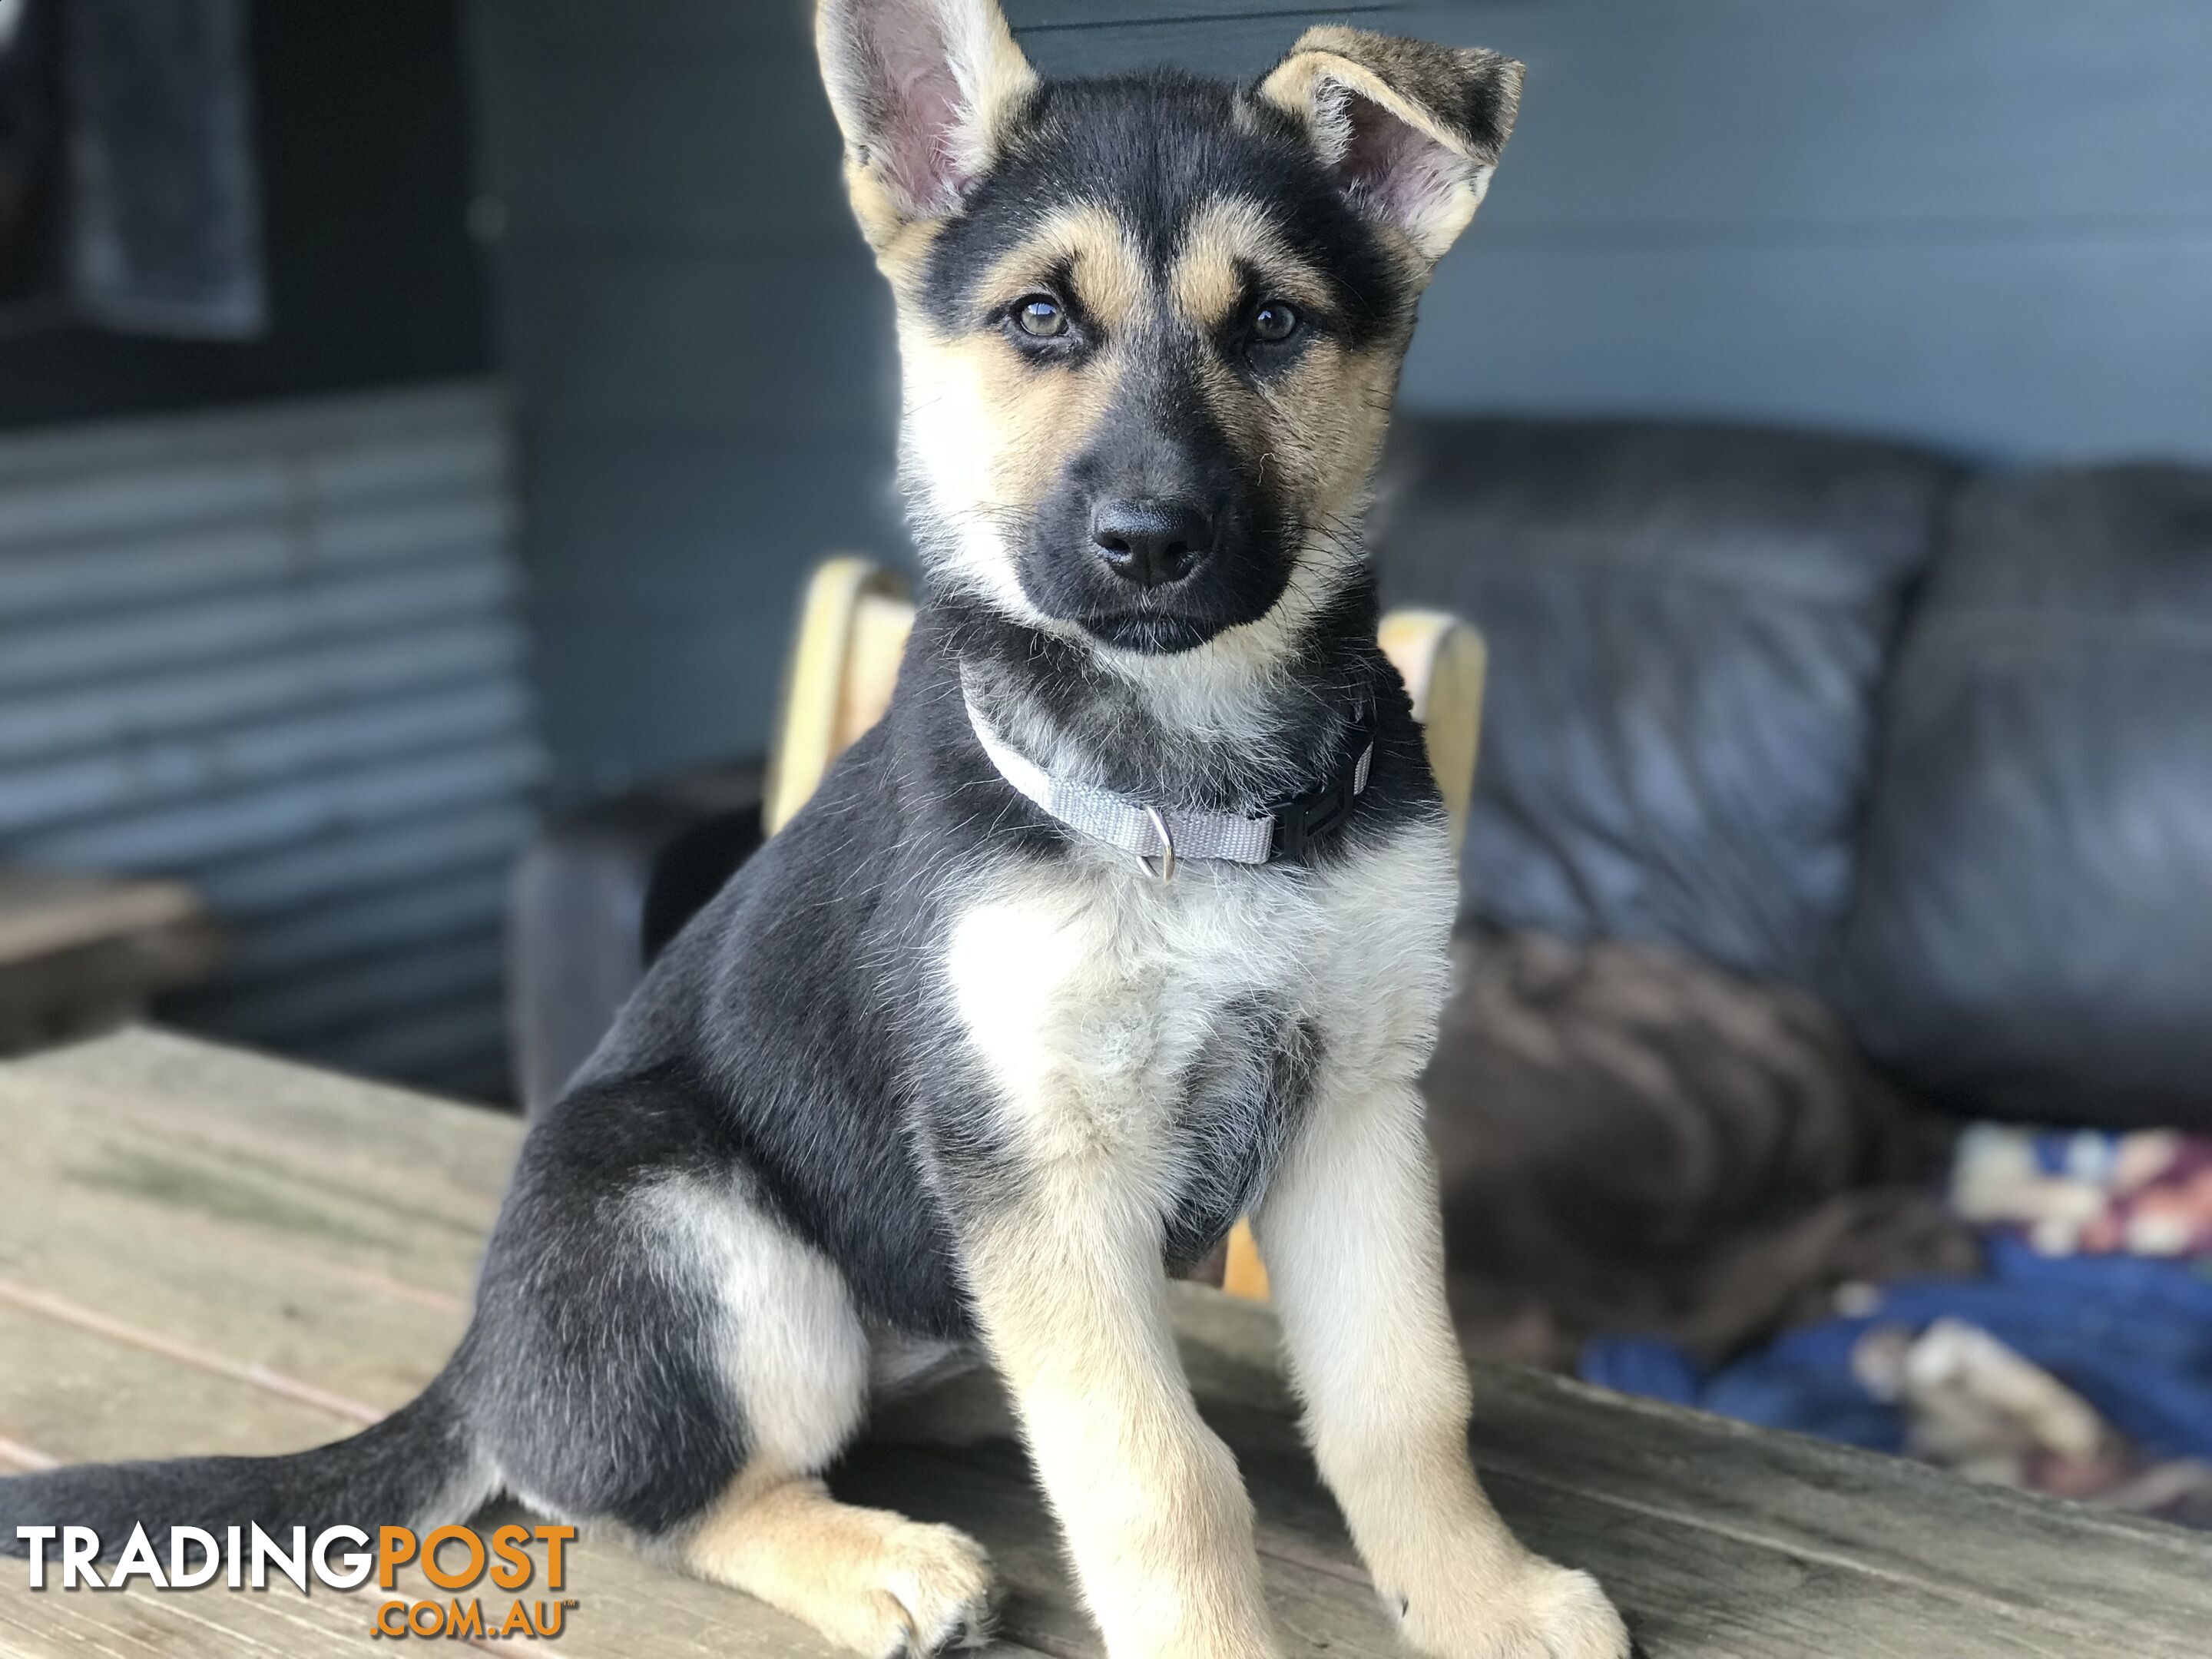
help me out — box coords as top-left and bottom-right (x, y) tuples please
(962, 687), (1373, 876)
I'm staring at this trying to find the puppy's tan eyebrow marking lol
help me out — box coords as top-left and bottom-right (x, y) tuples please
(1171, 197), (1330, 328)
(974, 205), (1149, 330)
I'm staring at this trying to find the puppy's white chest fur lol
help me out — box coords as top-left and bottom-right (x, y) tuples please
(944, 823), (1456, 1181)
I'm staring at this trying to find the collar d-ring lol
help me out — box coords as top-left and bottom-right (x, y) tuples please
(1141, 804), (1176, 882)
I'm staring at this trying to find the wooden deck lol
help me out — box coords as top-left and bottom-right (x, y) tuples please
(2, 1028), (2208, 1657)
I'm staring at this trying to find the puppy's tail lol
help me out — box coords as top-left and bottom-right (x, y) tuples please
(0, 1370), (489, 1557)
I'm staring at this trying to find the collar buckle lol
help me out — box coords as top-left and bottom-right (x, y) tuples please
(1269, 776), (1354, 863)
(1267, 700), (1376, 863)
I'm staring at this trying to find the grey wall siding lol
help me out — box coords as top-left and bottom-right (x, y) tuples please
(1405, 0), (2212, 462)
(468, 0), (1393, 806)
(469, 0), (890, 807)
(472, 0), (2209, 804)
(0, 383), (541, 1099)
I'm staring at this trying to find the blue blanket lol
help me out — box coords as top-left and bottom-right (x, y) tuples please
(1581, 1237), (2212, 1459)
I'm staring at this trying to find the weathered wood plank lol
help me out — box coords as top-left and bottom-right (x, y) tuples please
(3, 1028), (517, 1217)
(0, 1575), (377, 1659)
(0, 1342), (1055, 1657)
(837, 1443), (1399, 1659)
(0, 1034), (1051, 1655)
(443, 1504), (1055, 1659)
(0, 1078), (478, 1412)
(1169, 1287), (2212, 1658)
(0, 1520), (1059, 1659)
(851, 1403), (2112, 1659)
(0, 1304), (358, 1469)
(6, 1031), (2212, 1659)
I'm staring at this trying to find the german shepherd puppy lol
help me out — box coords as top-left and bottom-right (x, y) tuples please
(3, 2), (1630, 1654)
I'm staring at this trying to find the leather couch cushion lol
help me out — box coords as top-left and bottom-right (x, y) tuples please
(1838, 465), (2212, 1127)
(1372, 418), (1955, 985)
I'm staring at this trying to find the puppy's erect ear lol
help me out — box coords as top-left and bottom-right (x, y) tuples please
(1259, 26), (1523, 267)
(816, 0), (1037, 250)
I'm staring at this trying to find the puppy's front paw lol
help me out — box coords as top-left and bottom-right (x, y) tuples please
(1391, 1556), (1630, 1659)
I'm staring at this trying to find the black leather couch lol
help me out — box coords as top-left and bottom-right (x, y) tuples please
(1376, 419), (2212, 1131)
(511, 418), (2212, 1134)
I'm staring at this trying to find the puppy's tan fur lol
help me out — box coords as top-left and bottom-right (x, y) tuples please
(672, 6), (1635, 1657)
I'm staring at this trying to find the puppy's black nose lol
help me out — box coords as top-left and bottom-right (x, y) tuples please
(1091, 498), (1214, 588)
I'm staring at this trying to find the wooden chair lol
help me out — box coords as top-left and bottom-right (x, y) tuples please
(763, 556), (1489, 1298)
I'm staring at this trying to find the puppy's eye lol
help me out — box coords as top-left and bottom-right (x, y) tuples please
(1015, 296), (1067, 339)
(1250, 300), (1300, 344)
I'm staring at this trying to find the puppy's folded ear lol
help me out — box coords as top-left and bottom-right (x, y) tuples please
(1258, 27), (1523, 268)
(816, 0), (1037, 249)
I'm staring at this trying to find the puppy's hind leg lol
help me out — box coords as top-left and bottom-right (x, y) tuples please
(664, 1189), (996, 1657)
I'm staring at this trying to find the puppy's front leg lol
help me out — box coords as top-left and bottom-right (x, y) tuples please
(1255, 1082), (1631, 1659)
(962, 1195), (1281, 1659)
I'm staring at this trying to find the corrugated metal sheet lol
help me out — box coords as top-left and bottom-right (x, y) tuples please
(0, 381), (541, 1100)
